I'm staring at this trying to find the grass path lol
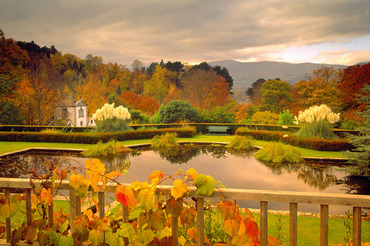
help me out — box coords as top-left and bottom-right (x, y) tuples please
(0, 134), (346, 158)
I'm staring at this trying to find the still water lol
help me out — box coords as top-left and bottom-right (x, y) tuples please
(1, 145), (368, 214)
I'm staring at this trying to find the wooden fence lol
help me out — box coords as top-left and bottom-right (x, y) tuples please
(0, 177), (369, 246)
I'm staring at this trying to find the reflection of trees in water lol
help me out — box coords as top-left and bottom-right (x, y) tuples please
(0, 154), (74, 178)
(297, 165), (337, 190)
(98, 155), (131, 173)
(154, 145), (228, 164)
(337, 175), (370, 195)
(259, 160), (337, 190)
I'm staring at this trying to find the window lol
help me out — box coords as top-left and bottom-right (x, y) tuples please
(79, 107), (84, 118)
(62, 108), (68, 119)
(80, 121), (83, 126)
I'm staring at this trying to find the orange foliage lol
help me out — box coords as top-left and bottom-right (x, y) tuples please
(0, 30), (29, 75)
(76, 75), (106, 116)
(182, 70), (230, 110)
(120, 91), (159, 115)
(162, 84), (182, 105)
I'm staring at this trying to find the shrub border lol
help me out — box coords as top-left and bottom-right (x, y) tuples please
(235, 127), (354, 151)
(0, 127), (197, 144)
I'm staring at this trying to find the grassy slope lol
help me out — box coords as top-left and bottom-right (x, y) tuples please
(0, 135), (346, 158)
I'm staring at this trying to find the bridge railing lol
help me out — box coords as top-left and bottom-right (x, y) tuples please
(0, 177), (369, 246)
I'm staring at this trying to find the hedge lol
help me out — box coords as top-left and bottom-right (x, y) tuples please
(235, 127), (354, 151)
(0, 127), (197, 144)
(0, 124), (359, 136)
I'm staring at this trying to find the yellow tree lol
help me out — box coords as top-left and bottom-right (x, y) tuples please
(76, 74), (106, 116)
(292, 66), (343, 111)
(144, 65), (171, 104)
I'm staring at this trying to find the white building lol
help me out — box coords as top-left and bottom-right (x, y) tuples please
(51, 98), (95, 127)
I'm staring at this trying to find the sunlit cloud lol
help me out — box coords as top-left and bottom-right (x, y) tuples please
(0, 0), (369, 65)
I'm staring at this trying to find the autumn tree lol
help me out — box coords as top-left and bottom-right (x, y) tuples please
(12, 58), (59, 125)
(144, 65), (171, 104)
(292, 66), (342, 111)
(260, 79), (291, 113)
(162, 84), (182, 105)
(130, 59), (146, 94)
(338, 63), (370, 122)
(245, 78), (265, 105)
(190, 62), (233, 91)
(121, 91), (159, 116)
(182, 69), (230, 110)
(0, 30), (29, 124)
(0, 29), (29, 76)
(76, 74), (106, 116)
(103, 62), (131, 93)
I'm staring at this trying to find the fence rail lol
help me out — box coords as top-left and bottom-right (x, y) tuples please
(0, 177), (369, 246)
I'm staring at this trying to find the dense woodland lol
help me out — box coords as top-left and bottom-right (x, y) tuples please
(0, 30), (369, 128)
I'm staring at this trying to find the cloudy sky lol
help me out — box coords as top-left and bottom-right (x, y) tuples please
(1, 0), (369, 66)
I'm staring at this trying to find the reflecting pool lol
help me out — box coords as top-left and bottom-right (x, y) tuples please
(1, 145), (368, 214)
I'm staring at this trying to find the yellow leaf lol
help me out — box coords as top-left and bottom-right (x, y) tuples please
(186, 168), (198, 180)
(171, 179), (189, 200)
(40, 188), (53, 206)
(148, 170), (164, 186)
(69, 174), (84, 189)
(83, 209), (94, 221)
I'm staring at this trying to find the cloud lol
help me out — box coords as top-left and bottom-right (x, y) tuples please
(313, 48), (370, 65)
(0, 0), (369, 65)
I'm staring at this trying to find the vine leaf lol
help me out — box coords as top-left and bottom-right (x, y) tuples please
(148, 210), (166, 231)
(180, 207), (196, 226)
(148, 170), (164, 186)
(115, 185), (135, 208)
(117, 223), (135, 238)
(89, 229), (104, 246)
(245, 218), (260, 242)
(223, 219), (239, 237)
(186, 168), (198, 180)
(105, 232), (124, 246)
(138, 189), (155, 210)
(193, 174), (216, 196)
(37, 230), (50, 246)
(166, 197), (183, 217)
(171, 179), (188, 200)
(86, 159), (105, 192)
(73, 214), (89, 234)
(138, 229), (155, 245)
(217, 201), (235, 220)
(40, 188), (53, 206)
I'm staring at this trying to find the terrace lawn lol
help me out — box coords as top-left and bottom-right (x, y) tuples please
(0, 134), (346, 158)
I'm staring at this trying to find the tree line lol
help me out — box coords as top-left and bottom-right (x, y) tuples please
(0, 29), (368, 128)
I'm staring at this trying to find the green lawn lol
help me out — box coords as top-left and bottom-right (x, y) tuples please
(0, 134), (346, 158)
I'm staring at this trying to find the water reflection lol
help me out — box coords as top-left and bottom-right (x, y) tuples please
(0, 145), (367, 197)
(153, 144), (229, 164)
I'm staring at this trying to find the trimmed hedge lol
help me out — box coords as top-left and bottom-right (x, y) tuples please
(0, 124), (359, 136)
(0, 127), (197, 144)
(235, 127), (354, 151)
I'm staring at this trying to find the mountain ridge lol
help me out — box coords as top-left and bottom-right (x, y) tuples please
(208, 60), (352, 91)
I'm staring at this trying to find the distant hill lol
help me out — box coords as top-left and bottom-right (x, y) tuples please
(208, 60), (348, 91)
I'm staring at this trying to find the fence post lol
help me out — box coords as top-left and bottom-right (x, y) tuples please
(196, 198), (205, 246)
(260, 201), (268, 246)
(4, 188), (11, 243)
(69, 187), (81, 233)
(25, 189), (32, 226)
(290, 203), (297, 246)
(98, 191), (105, 218)
(320, 204), (329, 246)
(353, 207), (361, 246)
